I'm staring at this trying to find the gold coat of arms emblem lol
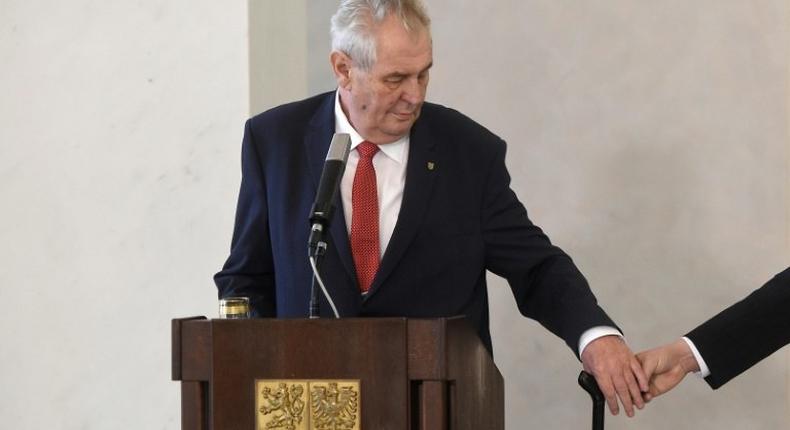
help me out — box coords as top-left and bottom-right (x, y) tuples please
(256, 380), (361, 430)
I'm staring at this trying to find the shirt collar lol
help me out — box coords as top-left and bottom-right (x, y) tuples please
(333, 90), (407, 164)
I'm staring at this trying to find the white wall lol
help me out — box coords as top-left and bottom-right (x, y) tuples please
(0, 1), (247, 428)
(1, 0), (787, 429)
(249, 0), (307, 114)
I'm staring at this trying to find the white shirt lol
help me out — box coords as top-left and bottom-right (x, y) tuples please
(333, 90), (619, 357)
(682, 336), (712, 377)
(334, 91), (409, 258)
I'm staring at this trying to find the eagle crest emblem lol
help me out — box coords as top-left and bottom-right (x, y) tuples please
(310, 382), (359, 430)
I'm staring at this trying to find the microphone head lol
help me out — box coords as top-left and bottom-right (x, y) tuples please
(308, 133), (352, 230)
(326, 133), (351, 163)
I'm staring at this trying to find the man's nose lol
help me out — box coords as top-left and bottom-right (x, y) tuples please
(401, 77), (425, 105)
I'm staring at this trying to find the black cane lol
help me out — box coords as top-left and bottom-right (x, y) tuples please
(578, 371), (605, 430)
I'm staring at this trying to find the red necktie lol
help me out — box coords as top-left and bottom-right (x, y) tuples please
(351, 141), (380, 293)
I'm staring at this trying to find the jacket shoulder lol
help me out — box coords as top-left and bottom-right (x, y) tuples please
(419, 102), (506, 153)
(421, 102), (503, 142)
(248, 91), (334, 132)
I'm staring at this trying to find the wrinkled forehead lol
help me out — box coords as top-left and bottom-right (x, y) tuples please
(371, 14), (431, 61)
(372, 34), (432, 75)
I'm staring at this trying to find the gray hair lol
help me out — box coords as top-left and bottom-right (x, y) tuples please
(331, 0), (431, 71)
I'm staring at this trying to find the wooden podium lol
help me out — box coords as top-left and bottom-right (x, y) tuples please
(172, 317), (504, 430)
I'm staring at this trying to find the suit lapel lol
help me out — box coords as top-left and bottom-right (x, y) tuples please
(365, 117), (439, 299)
(304, 93), (357, 285)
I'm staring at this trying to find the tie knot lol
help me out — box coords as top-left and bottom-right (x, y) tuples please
(357, 141), (379, 159)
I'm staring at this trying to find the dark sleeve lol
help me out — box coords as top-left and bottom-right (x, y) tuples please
(481, 139), (618, 358)
(686, 267), (790, 389)
(213, 119), (276, 317)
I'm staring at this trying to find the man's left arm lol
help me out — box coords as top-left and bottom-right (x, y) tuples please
(480, 138), (647, 416)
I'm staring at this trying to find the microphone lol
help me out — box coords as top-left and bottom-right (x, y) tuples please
(308, 133), (351, 256)
(307, 133), (350, 319)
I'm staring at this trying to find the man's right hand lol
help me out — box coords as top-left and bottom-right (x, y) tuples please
(636, 339), (701, 401)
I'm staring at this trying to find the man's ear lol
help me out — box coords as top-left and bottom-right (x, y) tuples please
(330, 51), (353, 90)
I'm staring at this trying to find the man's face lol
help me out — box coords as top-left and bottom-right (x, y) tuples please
(335, 14), (433, 144)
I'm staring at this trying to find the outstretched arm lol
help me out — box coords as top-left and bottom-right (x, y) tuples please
(636, 338), (701, 401)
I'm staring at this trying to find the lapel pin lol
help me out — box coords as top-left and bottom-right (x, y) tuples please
(427, 161), (436, 171)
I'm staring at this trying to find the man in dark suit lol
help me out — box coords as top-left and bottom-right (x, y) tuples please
(215, 0), (648, 416)
(637, 267), (790, 398)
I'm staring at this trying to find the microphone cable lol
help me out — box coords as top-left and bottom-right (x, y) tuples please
(309, 254), (340, 318)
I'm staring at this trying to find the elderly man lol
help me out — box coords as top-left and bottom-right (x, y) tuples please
(216, 0), (647, 416)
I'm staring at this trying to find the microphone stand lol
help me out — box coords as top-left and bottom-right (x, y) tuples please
(307, 223), (328, 319)
(307, 222), (339, 318)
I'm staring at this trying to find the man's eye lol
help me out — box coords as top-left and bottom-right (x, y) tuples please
(386, 77), (404, 83)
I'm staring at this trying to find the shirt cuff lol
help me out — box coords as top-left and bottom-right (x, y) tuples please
(578, 326), (623, 357)
(681, 336), (711, 378)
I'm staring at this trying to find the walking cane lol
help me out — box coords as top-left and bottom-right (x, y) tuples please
(578, 371), (605, 430)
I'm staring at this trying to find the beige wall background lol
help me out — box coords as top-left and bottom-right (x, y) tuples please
(0, 0), (787, 428)
(0, 0), (247, 428)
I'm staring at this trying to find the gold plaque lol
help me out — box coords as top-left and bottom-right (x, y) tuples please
(256, 380), (360, 430)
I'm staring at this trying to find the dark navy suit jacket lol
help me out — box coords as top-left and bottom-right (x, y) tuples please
(215, 91), (616, 355)
(686, 267), (790, 388)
